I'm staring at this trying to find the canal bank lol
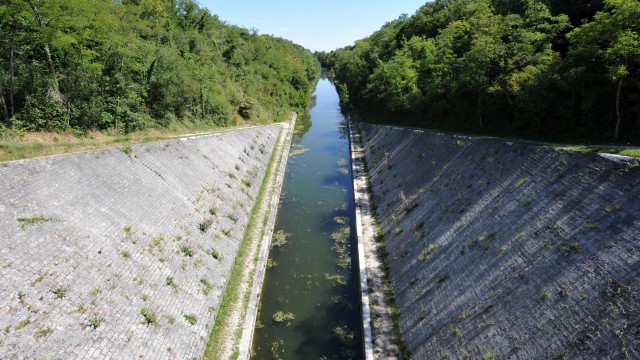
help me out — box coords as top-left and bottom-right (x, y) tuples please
(251, 75), (364, 359)
(0, 124), (282, 360)
(349, 122), (402, 360)
(352, 122), (640, 359)
(204, 114), (296, 360)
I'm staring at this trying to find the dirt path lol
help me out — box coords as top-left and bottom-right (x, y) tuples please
(203, 114), (295, 360)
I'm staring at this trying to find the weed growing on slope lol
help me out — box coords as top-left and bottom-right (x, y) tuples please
(483, 352), (496, 360)
(123, 226), (133, 237)
(208, 248), (222, 260)
(419, 244), (437, 262)
(200, 278), (213, 295)
(560, 239), (580, 254)
(199, 219), (213, 233)
(399, 191), (417, 213)
(180, 243), (194, 257)
(183, 314), (198, 325)
(52, 287), (67, 299)
(35, 326), (53, 338)
(433, 274), (449, 283)
(166, 276), (178, 293)
(15, 316), (31, 330)
(515, 178), (529, 188)
(477, 318), (494, 328)
(467, 232), (496, 250)
(450, 326), (461, 337)
(542, 289), (551, 300)
(141, 308), (158, 326)
(412, 222), (424, 239)
(86, 315), (105, 330)
(604, 204), (621, 213)
(89, 287), (102, 296)
(457, 310), (472, 322)
(16, 214), (51, 229)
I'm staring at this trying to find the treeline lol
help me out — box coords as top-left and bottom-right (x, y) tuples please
(319, 0), (640, 143)
(0, 0), (320, 133)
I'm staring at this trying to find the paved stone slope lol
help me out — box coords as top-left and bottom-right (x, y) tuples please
(356, 123), (640, 359)
(0, 126), (281, 359)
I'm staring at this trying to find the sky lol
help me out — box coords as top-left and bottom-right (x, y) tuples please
(197, 0), (427, 52)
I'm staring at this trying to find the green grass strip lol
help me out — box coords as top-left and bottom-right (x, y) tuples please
(202, 124), (287, 360)
(553, 145), (640, 158)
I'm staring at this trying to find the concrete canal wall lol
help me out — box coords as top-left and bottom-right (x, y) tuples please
(355, 123), (640, 359)
(0, 125), (281, 359)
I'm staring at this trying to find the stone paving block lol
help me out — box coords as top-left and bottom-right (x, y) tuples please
(0, 126), (281, 359)
(356, 123), (640, 359)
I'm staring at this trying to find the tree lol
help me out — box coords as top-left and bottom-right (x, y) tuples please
(365, 50), (422, 113)
(568, 0), (640, 139)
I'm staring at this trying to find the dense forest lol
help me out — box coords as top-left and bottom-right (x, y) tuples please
(319, 0), (640, 144)
(0, 0), (320, 134)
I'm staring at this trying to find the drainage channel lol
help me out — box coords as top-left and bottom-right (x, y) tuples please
(251, 74), (364, 359)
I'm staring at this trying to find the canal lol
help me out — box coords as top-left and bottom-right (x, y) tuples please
(251, 74), (364, 359)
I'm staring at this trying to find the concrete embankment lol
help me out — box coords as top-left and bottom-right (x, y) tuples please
(355, 123), (640, 359)
(0, 125), (281, 359)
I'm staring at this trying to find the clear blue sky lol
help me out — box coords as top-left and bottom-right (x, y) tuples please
(198, 0), (427, 52)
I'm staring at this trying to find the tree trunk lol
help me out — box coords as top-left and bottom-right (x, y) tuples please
(200, 76), (206, 119)
(614, 78), (623, 140)
(28, 2), (55, 76)
(477, 95), (483, 130)
(9, 17), (17, 117)
(0, 82), (9, 125)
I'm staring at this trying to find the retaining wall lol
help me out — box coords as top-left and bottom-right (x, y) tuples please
(0, 126), (281, 359)
(356, 123), (640, 359)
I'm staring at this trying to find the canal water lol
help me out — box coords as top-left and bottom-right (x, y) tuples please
(251, 74), (364, 359)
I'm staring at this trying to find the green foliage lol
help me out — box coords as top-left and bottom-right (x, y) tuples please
(86, 315), (104, 330)
(0, 0), (320, 133)
(52, 287), (67, 299)
(183, 314), (197, 325)
(198, 218), (213, 233)
(326, 0), (640, 143)
(166, 276), (178, 293)
(419, 243), (437, 262)
(16, 214), (51, 228)
(140, 307), (158, 326)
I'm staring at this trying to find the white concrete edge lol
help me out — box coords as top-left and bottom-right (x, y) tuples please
(237, 113), (297, 360)
(598, 152), (638, 163)
(348, 120), (375, 360)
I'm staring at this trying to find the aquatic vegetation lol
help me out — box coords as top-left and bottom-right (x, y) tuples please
(272, 311), (296, 323)
(271, 230), (290, 248)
